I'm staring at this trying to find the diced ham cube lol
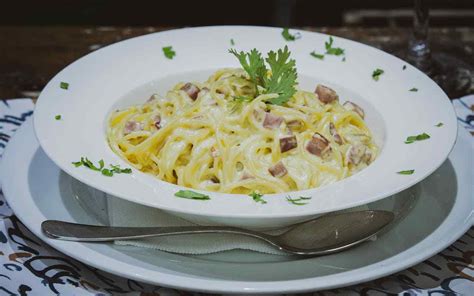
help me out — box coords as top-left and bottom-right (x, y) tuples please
(345, 144), (367, 166)
(241, 171), (254, 180)
(306, 133), (330, 156)
(362, 150), (373, 164)
(263, 113), (284, 129)
(181, 83), (200, 100)
(124, 120), (143, 135)
(147, 94), (158, 102)
(268, 161), (288, 178)
(210, 147), (220, 158)
(153, 115), (161, 130)
(329, 122), (343, 145)
(287, 120), (303, 132)
(343, 101), (365, 119)
(315, 84), (338, 104)
(279, 135), (297, 153)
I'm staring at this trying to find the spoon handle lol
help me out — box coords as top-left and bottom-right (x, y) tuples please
(41, 220), (272, 243)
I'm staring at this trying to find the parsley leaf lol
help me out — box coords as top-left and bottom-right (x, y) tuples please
(310, 51), (325, 60)
(264, 46), (298, 105)
(325, 36), (345, 56)
(162, 46), (176, 59)
(249, 191), (267, 204)
(230, 38), (235, 46)
(60, 82), (69, 90)
(404, 133), (430, 144)
(72, 161), (82, 167)
(435, 122), (444, 127)
(409, 88), (418, 92)
(286, 196), (312, 205)
(281, 28), (300, 41)
(372, 68), (384, 81)
(229, 46), (297, 106)
(55, 115), (61, 120)
(175, 190), (210, 200)
(229, 48), (267, 92)
(397, 170), (414, 175)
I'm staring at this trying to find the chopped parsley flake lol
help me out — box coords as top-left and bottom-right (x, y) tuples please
(175, 190), (210, 200)
(101, 169), (113, 177)
(409, 88), (418, 92)
(372, 68), (384, 81)
(310, 37), (345, 61)
(73, 157), (132, 176)
(286, 196), (312, 205)
(281, 28), (300, 41)
(435, 122), (444, 127)
(249, 191), (267, 204)
(60, 82), (69, 90)
(55, 115), (61, 120)
(397, 170), (414, 175)
(162, 46), (176, 59)
(325, 36), (345, 56)
(403, 65), (407, 70)
(230, 38), (235, 46)
(405, 133), (430, 144)
(310, 51), (325, 60)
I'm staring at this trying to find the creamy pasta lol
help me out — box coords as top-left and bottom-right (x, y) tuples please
(107, 68), (378, 194)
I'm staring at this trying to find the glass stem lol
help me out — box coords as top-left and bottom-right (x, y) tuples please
(408, 0), (433, 73)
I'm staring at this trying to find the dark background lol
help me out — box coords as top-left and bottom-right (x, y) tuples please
(1, 0), (473, 27)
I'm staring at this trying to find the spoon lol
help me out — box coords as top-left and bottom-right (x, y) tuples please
(42, 210), (394, 256)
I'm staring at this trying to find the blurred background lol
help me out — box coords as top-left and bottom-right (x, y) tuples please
(1, 0), (473, 27)
(1, 0), (473, 99)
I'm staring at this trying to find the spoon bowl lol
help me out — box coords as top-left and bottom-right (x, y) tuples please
(42, 210), (394, 256)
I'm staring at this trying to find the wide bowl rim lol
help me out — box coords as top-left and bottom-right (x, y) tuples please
(33, 25), (458, 219)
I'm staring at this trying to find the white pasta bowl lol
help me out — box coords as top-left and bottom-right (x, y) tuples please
(34, 26), (457, 229)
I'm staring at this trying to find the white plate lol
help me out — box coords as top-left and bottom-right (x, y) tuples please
(33, 26), (458, 228)
(1, 119), (472, 293)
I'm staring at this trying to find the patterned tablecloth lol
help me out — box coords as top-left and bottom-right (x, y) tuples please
(0, 97), (473, 295)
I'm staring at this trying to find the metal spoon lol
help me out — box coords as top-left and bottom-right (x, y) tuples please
(42, 210), (394, 256)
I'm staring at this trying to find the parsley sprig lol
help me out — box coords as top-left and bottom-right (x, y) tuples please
(249, 191), (267, 204)
(286, 196), (312, 205)
(229, 46), (297, 106)
(73, 157), (132, 177)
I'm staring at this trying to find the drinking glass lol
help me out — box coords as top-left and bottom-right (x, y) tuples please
(406, 0), (472, 98)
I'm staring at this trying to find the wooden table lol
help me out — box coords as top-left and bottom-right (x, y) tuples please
(1, 26), (473, 99)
